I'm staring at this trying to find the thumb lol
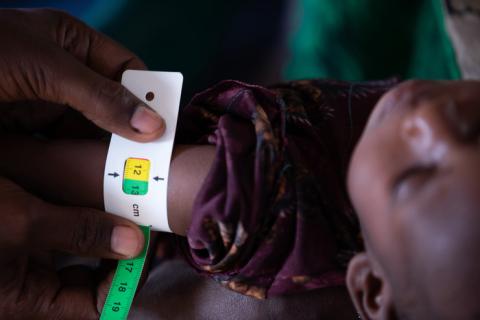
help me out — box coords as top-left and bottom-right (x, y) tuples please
(31, 198), (145, 259)
(55, 53), (165, 142)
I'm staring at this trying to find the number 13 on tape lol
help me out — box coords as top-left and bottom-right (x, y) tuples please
(104, 70), (183, 232)
(101, 70), (183, 319)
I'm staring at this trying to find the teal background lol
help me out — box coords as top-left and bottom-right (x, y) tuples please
(2, 0), (460, 102)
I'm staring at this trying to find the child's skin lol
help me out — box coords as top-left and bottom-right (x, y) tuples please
(0, 136), (215, 236)
(347, 80), (480, 320)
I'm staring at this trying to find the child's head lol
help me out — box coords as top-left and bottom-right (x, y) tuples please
(346, 80), (480, 320)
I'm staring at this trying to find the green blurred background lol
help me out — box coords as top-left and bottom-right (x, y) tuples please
(2, 0), (459, 104)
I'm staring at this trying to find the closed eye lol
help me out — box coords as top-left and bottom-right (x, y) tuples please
(392, 164), (437, 202)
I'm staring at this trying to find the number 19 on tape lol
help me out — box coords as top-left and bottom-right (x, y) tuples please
(100, 225), (150, 320)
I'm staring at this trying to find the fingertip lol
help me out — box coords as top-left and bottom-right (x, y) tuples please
(130, 105), (166, 138)
(111, 224), (145, 258)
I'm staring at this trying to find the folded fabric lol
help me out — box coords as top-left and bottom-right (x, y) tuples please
(176, 79), (397, 298)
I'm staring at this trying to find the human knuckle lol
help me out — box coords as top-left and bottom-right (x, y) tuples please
(89, 80), (129, 119)
(70, 209), (109, 254)
(55, 14), (91, 60)
(95, 79), (125, 101)
(89, 31), (107, 51)
(29, 62), (59, 101)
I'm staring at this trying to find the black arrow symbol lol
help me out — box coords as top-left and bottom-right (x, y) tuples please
(153, 176), (164, 182)
(108, 172), (119, 178)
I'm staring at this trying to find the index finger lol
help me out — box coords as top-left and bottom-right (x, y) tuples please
(55, 10), (148, 80)
(21, 8), (147, 81)
(84, 28), (147, 80)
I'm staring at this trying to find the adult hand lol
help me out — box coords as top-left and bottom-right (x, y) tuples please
(0, 176), (144, 319)
(0, 8), (165, 141)
(0, 8), (160, 319)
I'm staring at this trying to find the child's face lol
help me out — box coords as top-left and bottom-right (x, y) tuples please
(347, 80), (480, 319)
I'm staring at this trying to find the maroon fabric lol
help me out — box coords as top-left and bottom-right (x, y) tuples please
(176, 79), (397, 298)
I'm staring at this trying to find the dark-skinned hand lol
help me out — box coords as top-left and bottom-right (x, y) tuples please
(0, 8), (162, 319)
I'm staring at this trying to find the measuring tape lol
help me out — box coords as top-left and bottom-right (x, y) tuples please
(101, 70), (183, 319)
(100, 225), (150, 320)
(103, 70), (183, 232)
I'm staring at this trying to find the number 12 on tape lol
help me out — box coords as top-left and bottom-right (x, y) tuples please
(104, 70), (183, 232)
(101, 70), (182, 319)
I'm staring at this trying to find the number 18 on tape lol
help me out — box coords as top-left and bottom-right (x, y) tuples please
(100, 225), (150, 320)
(101, 71), (183, 319)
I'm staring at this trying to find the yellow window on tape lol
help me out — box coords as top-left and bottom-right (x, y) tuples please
(123, 158), (150, 195)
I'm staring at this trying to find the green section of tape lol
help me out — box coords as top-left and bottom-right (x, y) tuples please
(100, 225), (150, 320)
(122, 179), (149, 195)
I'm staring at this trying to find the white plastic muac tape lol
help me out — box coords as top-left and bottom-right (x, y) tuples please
(103, 70), (183, 232)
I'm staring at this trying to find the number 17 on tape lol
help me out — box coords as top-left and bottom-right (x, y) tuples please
(100, 225), (150, 320)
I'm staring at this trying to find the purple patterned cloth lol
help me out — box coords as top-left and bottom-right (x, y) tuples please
(176, 79), (397, 298)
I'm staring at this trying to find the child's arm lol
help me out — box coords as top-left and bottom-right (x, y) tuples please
(0, 135), (215, 236)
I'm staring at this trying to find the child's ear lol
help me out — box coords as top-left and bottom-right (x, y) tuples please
(346, 253), (396, 320)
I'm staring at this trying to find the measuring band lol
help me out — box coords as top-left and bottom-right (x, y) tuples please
(101, 71), (183, 319)
(100, 225), (151, 320)
(103, 70), (183, 232)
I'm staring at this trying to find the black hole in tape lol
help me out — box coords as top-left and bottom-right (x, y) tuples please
(146, 91), (154, 101)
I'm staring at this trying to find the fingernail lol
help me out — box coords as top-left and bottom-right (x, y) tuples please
(111, 226), (142, 257)
(130, 105), (165, 134)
